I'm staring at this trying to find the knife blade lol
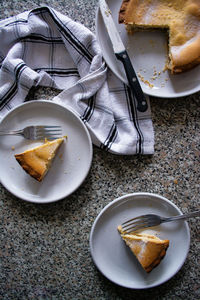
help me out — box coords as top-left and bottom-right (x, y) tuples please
(99, 0), (148, 112)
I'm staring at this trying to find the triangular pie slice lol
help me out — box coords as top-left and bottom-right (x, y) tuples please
(15, 137), (65, 182)
(119, 0), (200, 73)
(118, 225), (169, 273)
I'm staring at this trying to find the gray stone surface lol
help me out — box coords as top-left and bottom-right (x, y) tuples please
(0, 0), (199, 299)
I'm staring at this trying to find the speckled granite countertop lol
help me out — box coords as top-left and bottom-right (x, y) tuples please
(0, 0), (199, 299)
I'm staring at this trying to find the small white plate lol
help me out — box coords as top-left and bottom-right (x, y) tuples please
(0, 100), (93, 203)
(96, 0), (200, 98)
(90, 193), (190, 289)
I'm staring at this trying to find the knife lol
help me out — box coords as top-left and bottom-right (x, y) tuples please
(99, 0), (148, 112)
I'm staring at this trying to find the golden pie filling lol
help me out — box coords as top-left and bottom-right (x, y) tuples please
(118, 225), (169, 273)
(15, 137), (65, 182)
(119, 0), (200, 73)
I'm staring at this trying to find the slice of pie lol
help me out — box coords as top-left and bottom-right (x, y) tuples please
(15, 137), (65, 182)
(119, 0), (200, 73)
(118, 225), (169, 273)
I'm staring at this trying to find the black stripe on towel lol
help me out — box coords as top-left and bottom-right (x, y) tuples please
(30, 7), (93, 63)
(0, 62), (27, 110)
(81, 95), (95, 122)
(35, 67), (79, 77)
(101, 123), (117, 151)
(19, 34), (63, 44)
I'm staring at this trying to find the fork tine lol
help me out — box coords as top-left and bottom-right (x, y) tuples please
(122, 221), (149, 232)
(36, 125), (61, 128)
(121, 214), (161, 233)
(36, 128), (62, 132)
(41, 129), (62, 132)
(122, 223), (151, 233)
(121, 214), (157, 233)
(38, 131), (62, 135)
(35, 125), (62, 140)
(122, 220), (148, 229)
(36, 130), (62, 135)
(36, 134), (62, 139)
(44, 137), (62, 140)
(122, 214), (148, 226)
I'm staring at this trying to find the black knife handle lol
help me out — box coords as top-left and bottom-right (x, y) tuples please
(116, 50), (148, 112)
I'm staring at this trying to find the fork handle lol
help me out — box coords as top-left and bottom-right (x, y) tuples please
(161, 210), (200, 223)
(0, 130), (23, 136)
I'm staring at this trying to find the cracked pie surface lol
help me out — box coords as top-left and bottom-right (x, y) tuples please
(15, 138), (65, 182)
(119, 0), (200, 73)
(118, 225), (169, 273)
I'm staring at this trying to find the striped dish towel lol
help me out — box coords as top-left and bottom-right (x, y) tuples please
(0, 6), (154, 155)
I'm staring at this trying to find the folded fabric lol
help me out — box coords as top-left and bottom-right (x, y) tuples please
(0, 6), (154, 155)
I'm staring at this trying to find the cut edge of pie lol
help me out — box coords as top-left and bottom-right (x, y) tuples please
(15, 137), (65, 182)
(118, 225), (169, 273)
(118, 0), (200, 74)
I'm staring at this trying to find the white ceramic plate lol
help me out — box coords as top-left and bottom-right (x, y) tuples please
(90, 193), (190, 289)
(96, 0), (200, 98)
(0, 101), (93, 203)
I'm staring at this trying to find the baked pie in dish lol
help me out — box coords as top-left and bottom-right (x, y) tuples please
(119, 0), (200, 73)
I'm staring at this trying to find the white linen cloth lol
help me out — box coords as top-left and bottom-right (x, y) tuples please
(0, 6), (154, 155)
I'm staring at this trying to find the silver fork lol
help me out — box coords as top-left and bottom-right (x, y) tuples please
(121, 210), (200, 233)
(0, 125), (62, 140)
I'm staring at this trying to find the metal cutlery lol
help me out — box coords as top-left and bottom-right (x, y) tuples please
(121, 210), (200, 233)
(0, 125), (62, 140)
(99, 0), (148, 112)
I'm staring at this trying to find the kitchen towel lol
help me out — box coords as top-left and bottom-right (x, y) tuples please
(0, 6), (154, 155)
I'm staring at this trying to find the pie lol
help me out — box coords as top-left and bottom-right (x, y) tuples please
(15, 137), (65, 182)
(119, 0), (200, 73)
(118, 225), (169, 272)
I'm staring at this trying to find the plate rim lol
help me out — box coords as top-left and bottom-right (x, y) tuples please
(0, 100), (93, 204)
(89, 192), (191, 289)
(95, 0), (200, 98)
